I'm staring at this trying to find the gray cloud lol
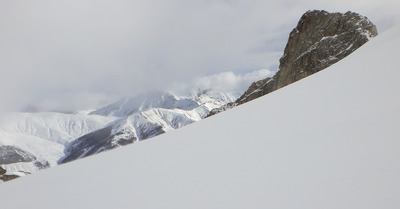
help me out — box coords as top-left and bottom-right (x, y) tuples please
(0, 0), (399, 112)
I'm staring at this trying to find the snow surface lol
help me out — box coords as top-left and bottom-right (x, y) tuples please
(1, 26), (400, 208)
(0, 89), (240, 173)
(0, 112), (115, 173)
(0, 112), (115, 145)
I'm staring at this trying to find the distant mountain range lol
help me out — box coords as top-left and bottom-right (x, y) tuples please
(0, 88), (247, 179)
(60, 90), (240, 164)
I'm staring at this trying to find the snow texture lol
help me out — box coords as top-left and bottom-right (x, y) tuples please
(0, 90), (240, 173)
(0, 113), (115, 174)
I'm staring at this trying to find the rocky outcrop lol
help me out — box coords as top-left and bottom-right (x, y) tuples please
(59, 125), (138, 164)
(0, 174), (20, 182)
(0, 166), (6, 175)
(0, 146), (48, 182)
(0, 166), (19, 182)
(0, 146), (37, 164)
(208, 10), (377, 116)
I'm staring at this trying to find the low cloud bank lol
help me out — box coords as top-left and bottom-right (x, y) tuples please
(171, 69), (275, 96)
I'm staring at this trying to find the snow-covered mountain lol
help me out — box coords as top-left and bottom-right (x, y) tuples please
(60, 90), (240, 164)
(0, 88), (247, 178)
(1, 24), (399, 209)
(89, 92), (200, 117)
(90, 90), (239, 118)
(0, 112), (115, 175)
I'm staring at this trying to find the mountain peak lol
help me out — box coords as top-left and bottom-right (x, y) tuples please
(275, 10), (377, 89)
(89, 91), (199, 117)
(209, 10), (377, 116)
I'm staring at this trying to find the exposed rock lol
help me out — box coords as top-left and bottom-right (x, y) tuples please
(0, 146), (37, 164)
(59, 126), (136, 164)
(208, 10), (377, 115)
(207, 102), (237, 117)
(0, 166), (6, 175)
(34, 160), (50, 170)
(0, 174), (19, 182)
(0, 166), (20, 182)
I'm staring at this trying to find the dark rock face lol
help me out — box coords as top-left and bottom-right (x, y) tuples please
(0, 166), (6, 175)
(208, 10), (377, 115)
(0, 148), (48, 182)
(0, 146), (37, 164)
(59, 126), (137, 164)
(239, 10), (377, 104)
(277, 10), (376, 87)
(59, 117), (169, 164)
(34, 160), (50, 170)
(207, 102), (237, 117)
(0, 166), (19, 182)
(0, 174), (19, 182)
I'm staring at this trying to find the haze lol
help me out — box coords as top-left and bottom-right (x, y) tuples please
(0, 0), (399, 112)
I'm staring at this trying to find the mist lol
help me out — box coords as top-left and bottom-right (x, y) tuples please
(1, 0), (399, 112)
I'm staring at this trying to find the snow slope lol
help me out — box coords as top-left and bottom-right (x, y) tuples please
(0, 89), (242, 173)
(1, 26), (400, 208)
(60, 90), (240, 163)
(0, 112), (115, 173)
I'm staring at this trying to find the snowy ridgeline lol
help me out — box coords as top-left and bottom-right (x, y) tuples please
(0, 82), (266, 178)
(0, 25), (399, 208)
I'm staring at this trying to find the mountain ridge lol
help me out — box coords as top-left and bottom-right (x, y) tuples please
(0, 89), (243, 178)
(208, 10), (377, 116)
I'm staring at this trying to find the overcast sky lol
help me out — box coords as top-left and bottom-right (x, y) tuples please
(1, 0), (399, 112)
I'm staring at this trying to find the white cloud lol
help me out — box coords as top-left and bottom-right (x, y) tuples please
(171, 69), (274, 96)
(0, 0), (399, 112)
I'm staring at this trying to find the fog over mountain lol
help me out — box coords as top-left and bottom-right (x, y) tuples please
(0, 68), (272, 177)
(0, 0), (399, 113)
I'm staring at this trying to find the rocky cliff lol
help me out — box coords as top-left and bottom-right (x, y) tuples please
(208, 10), (377, 116)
